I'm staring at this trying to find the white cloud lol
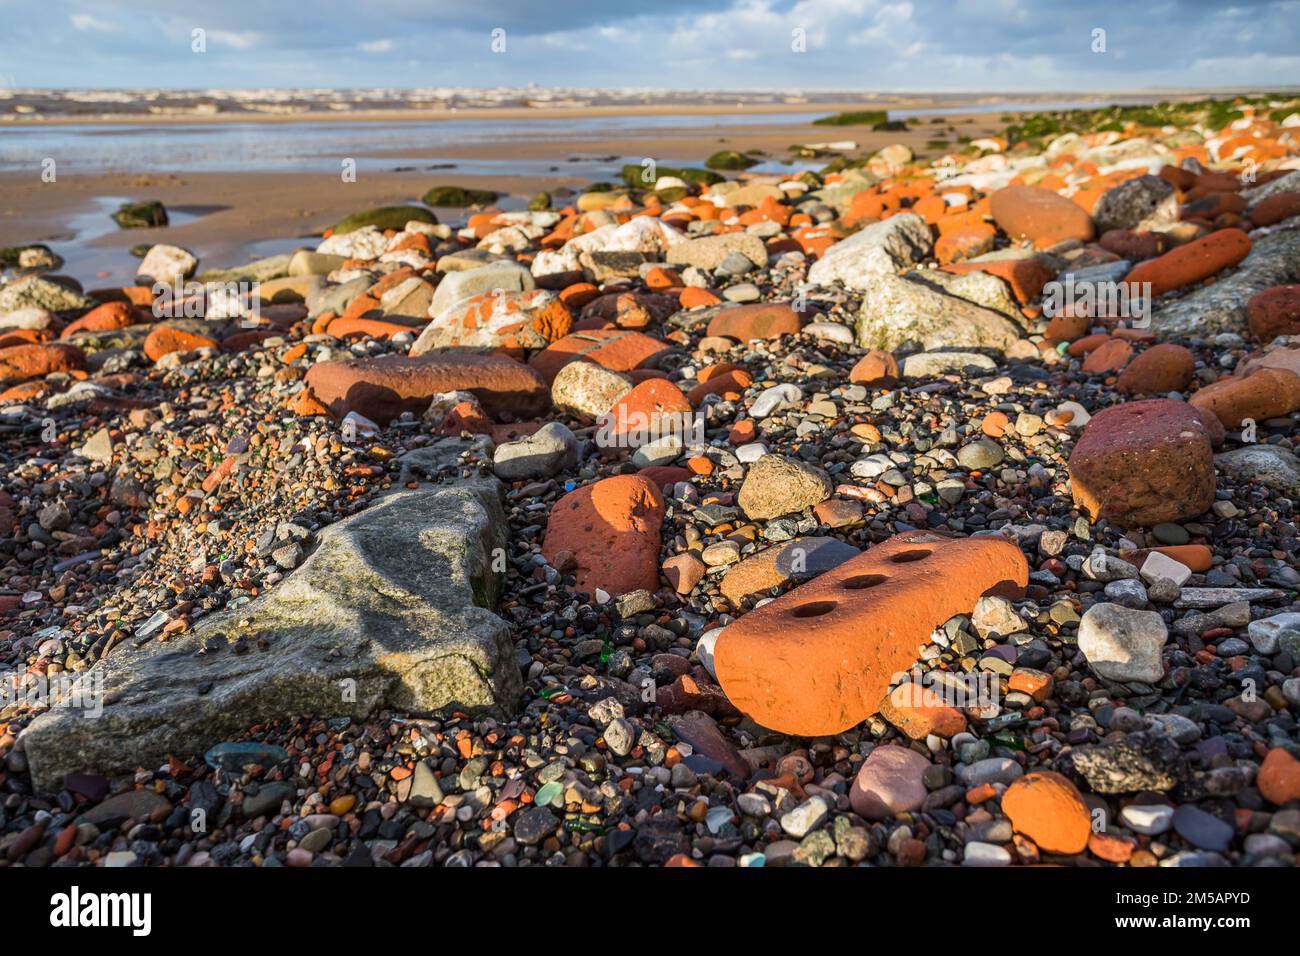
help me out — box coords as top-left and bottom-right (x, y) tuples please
(359, 39), (395, 53)
(209, 29), (267, 50)
(70, 13), (116, 32)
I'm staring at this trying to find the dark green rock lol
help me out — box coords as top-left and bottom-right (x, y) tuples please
(330, 205), (437, 235)
(112, 200), (168, 229)
(705, 150), (758, 171)
(1, 243), (61, 269)
(421, 185), (499, 207)
(620, 164), (723, 188)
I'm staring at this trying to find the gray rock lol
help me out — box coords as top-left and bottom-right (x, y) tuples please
(807, 214), (932, 289)
(958, 757), (1023, 787)
(750, 383), (802, 419)
(1077, 602), (1167, 683)
(1144, 713), (1200, 744)
(957, 438), (1004, 470)
(428, 261), (535, 317)
(1055, 260), (1133, 289)
(970, 595), (1026, 639)
(80, 789), (172, 825)
(604, 717), (637, 756)
(853, 273), (1023, 352)
(1215, 444), (1300, 496)
(196, 254), (295, 285)
(631, 434), (683, 468)
(394, 434), (494, 487)
(1057, 731), (1187, 793)
(406, 760), (444, 807)
(1248, 612), (1300, 655)
(492, 422), (577, 480)
(1244, 169), (1300, 211)
(138, 244), (198, 284)
(963, 842), (1012, 866)
(306, 275), (373, 319)
(1153, 226), (1300, 335)
(240, 782), (295, 819)
(287, 250), (347, 277)
(1103, 578), (1149, 609)
(513, 807), (559, 846)
(902, 351), (997, 378)
(1092, 174), (1178, 233)
(550, 361), (632, 419)
(22, 477), (519, 793)
(907, 268), (1022, 321)
(666, 233), (767, 272)
(718, 251), (758, 275)
(1173, 586), (1287, 608)
(1173, 805), (1233, 852)
(0, 275), (93, 314)
(78, 427), (114, 464)
(1083, 551), (1140, 583)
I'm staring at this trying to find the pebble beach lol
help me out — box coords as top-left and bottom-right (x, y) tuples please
(3, 91), (1300, 876)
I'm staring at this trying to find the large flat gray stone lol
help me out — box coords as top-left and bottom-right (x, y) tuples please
(1153, 226), (1300, 336)
(807, 214), (932, 290)
(853, 272), (1023, 352)
(22, 476), (518, 793)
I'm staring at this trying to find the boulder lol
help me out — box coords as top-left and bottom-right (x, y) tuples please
(806, 214), (932, 289)
(1092, 175), (1179, 233)
(428, 261), (535, 317)
(21, 477), (519, 794)
(853, 273), (1023, 352)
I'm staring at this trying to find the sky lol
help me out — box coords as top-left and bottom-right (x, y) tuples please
(1, 0), (1298, 91)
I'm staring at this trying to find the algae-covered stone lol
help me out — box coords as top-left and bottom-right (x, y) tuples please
(21, 474), (520, 793)
(331, 206), (437, 235)
(112, 200), (168, 229)
(620, 164), (722, 188)
(422, 186), (500, 207)
(0, 275), (94, 314)
(706, 150), (758, 170)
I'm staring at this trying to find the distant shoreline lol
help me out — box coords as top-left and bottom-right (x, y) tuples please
(0, 89), (1266, 127)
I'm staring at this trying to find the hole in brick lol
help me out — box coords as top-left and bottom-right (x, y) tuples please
(791, 600), (837, 618)
(841, 573), (888, 590)
(888, 549), (931, 563)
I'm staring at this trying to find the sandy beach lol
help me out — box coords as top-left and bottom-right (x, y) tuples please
(0, 104), (1018, 282)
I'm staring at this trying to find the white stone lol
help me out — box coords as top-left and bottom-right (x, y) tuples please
(1247, 612), (1300, 655)
(138, 244), (197, 284)
(750, 383), (802, 419)
(780, 796), (830, 838)
(1120, 804), (1175, 835)
(1139, 551), (1192, 589)
(962, 842), (1012, 866)
(804, 321), (855, 345)
(1078, 602), (1168, 684)
(696, 628), (721, 678)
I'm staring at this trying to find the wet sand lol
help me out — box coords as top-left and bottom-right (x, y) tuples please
(3, 105), (998, 283)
